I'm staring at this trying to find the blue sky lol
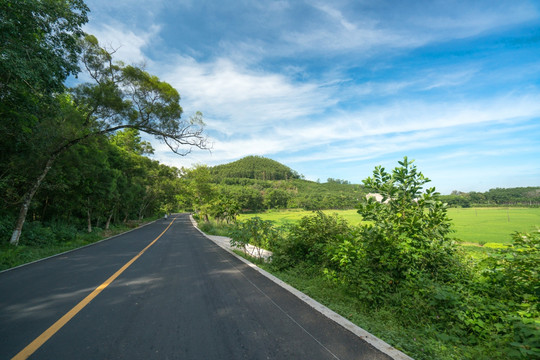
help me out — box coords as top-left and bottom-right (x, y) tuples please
(83, 0), (540, 194)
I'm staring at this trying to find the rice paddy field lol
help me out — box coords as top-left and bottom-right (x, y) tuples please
(238, 207), (540, 247)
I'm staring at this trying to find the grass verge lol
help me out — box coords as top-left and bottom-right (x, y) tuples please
(0, 219), (157, 272)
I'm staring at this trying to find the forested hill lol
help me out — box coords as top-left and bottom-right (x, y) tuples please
(185, 156), (365, 212)
(210, 156), (301, 181)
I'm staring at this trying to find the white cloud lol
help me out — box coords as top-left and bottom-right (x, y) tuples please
(83, 23), (160, 65)
(162, 56), (335, 133)
(152, 88), (540, 173)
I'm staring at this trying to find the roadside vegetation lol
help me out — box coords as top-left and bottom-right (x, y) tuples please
(0, 217), (157, 271)
(198, 158), (539, 360)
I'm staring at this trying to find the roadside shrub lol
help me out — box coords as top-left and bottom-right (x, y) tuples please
(478, 231), (540, 358)
(49, 222), (78, 242)
(325, 158), (464, 303)
(271, 211), (351, 269)
(20, 221), (56, 246)
(229, 217), (279, 259)
(481, 231), (539, 309)
(198, 219), (233, 237)
(0, 214), (15, 243)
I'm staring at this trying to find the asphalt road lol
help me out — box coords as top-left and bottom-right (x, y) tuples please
(0, 214), (393, 360)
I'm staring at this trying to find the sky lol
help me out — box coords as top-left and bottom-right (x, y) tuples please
(82, 0), (540, 194)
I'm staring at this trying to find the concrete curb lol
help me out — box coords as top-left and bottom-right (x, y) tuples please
(189, 215), (414, 360)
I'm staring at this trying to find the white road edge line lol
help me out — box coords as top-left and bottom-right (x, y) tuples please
(189, 215), (414, 360)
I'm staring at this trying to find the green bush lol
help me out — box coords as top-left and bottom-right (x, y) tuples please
(50, 222), (79, 242)
(324, 158), (465, 303)
(477, 231), (540, 358)
(197, 219), (233, 237)
(20, 221), (56, 246)
(271, 211), (351, 269)
(229, 217), (279, 260)
(0, 215), (15, 242)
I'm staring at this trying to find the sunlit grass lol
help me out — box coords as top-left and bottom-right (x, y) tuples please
(239, 207), (540, 246)
(447, 207), (540, 244)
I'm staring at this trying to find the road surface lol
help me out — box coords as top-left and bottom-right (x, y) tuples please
(0, 214), (395, 359)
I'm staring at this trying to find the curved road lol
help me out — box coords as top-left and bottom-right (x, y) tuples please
(0, 214), (394, 359)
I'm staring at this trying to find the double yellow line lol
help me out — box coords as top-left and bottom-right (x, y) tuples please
(12, 217), (176, 360)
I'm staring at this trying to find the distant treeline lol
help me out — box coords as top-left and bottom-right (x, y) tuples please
(440, 187), (540, 207)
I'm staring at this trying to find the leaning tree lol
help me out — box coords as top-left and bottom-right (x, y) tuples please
(3, 1), (208, 245)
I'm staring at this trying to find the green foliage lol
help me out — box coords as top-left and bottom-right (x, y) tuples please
(335, 157), (461, 295)
(211, 156), (300, 181)
(1, 132), (185, 244)
(2, 9), (208, 245)
(481, 231), (539, 304)
(263, 188), (290, 209)
(271, 211), (351, 270)
(0, 0), (88, 105)
(475, 231), (540, 358)
(441, 187), (540, 207)
(178, 157), (365, 215)
(197, 219), (234, 237)
(208, 196), (240, 224)
(110, 128), (154, 155)
(229, 217), (280, 260)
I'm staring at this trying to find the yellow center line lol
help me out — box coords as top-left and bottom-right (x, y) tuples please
(11, 217), (177, 360)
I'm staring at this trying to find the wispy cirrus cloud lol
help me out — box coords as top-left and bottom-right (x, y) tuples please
(280, 1), (539, 56)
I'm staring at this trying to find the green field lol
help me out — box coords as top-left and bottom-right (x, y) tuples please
(447, 207), (540, 245)
(238, 207), (540, 246)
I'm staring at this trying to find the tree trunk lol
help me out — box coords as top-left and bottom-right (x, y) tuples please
(41, 196), (49, 221)
(87, 200), (92, 233)
(10, 155), (57, 245)
(105, 209), (114, 230)
(138, 200), (150, 220)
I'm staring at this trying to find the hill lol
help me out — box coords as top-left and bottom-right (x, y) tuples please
(206, 156), (365, 211)
(211, 156), (301, 181)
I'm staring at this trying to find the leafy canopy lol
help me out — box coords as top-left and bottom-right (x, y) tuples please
(356, 156), (456, 281)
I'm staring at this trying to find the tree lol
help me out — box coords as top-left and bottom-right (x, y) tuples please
(325, 157), (461, 303)
(183, 165), (215, 217)
(264, 188), (290, 209)
(110, 128), (154, 155)
(6, 30), (208, 245)
(0, 0), (88, 114)
(357, 157), (456, 280)
(1, 0), (87, 240)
